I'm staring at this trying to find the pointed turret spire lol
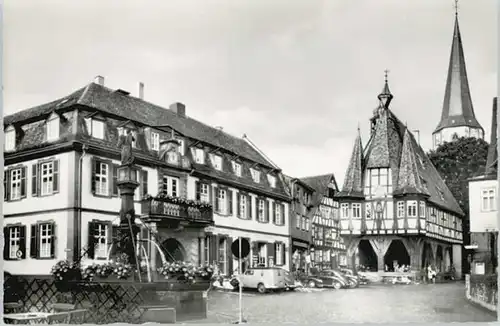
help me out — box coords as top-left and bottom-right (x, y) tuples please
(485, 97), (498, 176)
(394, 129), (430, 196)
(433, 5), (483, 136)
(378, 69), (393, 109)
(338, 129), (364, 198)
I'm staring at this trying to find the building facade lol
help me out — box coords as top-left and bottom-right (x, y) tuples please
(432, 11), (484, 149)
(284, 176), (314, 272)
(467, 97), (498, 276)
(301, 174), (346, 270)
(336, 78), (464, 278)
(3, 77), (291, 276)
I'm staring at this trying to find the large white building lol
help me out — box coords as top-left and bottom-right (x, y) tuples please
(432, 11), (484, 149)
(467, 97), (498, 276)
(3, 77), (291, 276)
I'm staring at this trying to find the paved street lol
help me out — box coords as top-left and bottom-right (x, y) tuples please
(189, 282), (496, 323)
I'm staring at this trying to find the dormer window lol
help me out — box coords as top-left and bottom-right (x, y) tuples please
(232, 161), (242, 177)
(4, 126), (16, 152)
(210, 154), (222, 171)
(191, 148), (205, 164)
(151, 132), (160, 151)
(267, 174), (276, 188)
(177, 139), (185, 155)
(167, 151), (179, 164)
(250, 168), (260, 183)
(86, 118), (105, 140)
(46, 114), (60, 141)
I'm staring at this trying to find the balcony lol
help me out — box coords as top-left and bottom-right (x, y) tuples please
(141, 195), (213, 225)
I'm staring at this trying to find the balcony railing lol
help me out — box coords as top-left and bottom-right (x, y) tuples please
(141, 196), (213, 224)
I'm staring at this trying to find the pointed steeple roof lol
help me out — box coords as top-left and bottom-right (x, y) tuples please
(485, 97), (498, 176)
(394, 129), (431, 196)
(337, 128), (364, 198)
(434, 13), (483, 134)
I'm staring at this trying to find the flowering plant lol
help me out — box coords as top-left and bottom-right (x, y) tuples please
(82, 263), (114, 281)
(51, 260), (82, 281)
(157, 261), (215, 283)
(145, 193), (213, 210)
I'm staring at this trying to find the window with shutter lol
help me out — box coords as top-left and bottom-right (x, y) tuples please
(264, 200), (270, 223)
(30, 224), (39, 258)
(9, 168), (23, 200)
(88, 221), (110, 259)
(4, 170), (9, 201)
(247, 195), (252, 219)
(4, 226), (26, 260)
(112, 164), (119, 196)
(227, 190), (233, 215)
(39, 223), (54, 258)
(40, 161), (55, 196)
(258, 199), (265, 222)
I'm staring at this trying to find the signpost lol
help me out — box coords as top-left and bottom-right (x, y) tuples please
(231, 238), (250, 324)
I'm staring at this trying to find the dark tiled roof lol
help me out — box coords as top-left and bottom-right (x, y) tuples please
(337, 131), (364, 198)
(434, 16), (483, 133)
(485, 97), (498, 176)
(394, 129), (430, 196)
(300, 174), (337, 209)
(4, 82), (276, 169)
(361, 105), (463, 215)
(4, 87), (86, 125)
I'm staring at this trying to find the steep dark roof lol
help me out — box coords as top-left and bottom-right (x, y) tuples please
(485, 97), (498, 176)
(300, 174), (337, 209)
(337, 130), (364, 198)
(434, 16), (483, 134)
(4, 82), (276, 169)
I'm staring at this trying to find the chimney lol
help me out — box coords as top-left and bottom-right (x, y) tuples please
(169, 102), (186, 117)
(94, 75), (105, 86)
(139, 82), (144, 100)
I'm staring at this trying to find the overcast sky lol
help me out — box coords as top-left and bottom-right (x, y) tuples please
(4, 0), (497, 187)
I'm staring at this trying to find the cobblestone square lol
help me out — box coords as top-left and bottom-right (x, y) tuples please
(194, 283), (496, 323)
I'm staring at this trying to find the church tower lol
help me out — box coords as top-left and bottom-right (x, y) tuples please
(432, 3), (484, 149)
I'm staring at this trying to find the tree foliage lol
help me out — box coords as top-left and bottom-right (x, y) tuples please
(427, 137), (489, 218)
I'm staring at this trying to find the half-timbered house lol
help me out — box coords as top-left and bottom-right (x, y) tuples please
(336, 77), (464, 278)
(301, 174), (346, 270)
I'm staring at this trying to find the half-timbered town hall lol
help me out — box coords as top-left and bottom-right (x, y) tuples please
(336, 77), (465, 278)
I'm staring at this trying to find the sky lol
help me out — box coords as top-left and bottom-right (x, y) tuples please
(3, 0), (498, 187)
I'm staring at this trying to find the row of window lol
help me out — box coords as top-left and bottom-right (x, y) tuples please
(426, 222), (462, 240)
(295, 214), (310, 231)
(312, 225), (340, 242)
(4, 222), (56, 260)
(210, 185), (285, 225)
(4, 159), (60, 202)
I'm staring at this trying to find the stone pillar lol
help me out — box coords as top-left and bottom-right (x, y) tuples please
(452, 244), (462, 279)
(149, 222), (158, 271)
(117, 165), (141, 274)
(369, 238), (393, 273)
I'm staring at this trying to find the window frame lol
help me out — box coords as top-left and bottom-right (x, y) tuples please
(407, 200), (418, 218)
(5, 128), (16, 151)
(151, 132), (160, 151)
(232, 161), (242, 177)
(192, 148), (205, 164)
(163, 175), (180, 197)
(481, 187), (497, 212)
(90, 119), (105, 140)
(352, 203), (361, 219)
(217, 188), (227, 214)
(397, 201), (405, 218)
(46, 116), (60, 142)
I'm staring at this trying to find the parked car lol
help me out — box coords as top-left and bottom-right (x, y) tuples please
(230, 267), (289, 293)
(282, 269), (298, 290)
(322, 269), (358, 288)
(306, 269), (349, 289)
(339, 268), (368, 286)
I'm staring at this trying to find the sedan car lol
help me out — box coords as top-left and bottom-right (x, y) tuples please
(305, 269), (349, 289)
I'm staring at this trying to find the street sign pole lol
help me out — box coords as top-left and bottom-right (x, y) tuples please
(239, 236), (243, 323)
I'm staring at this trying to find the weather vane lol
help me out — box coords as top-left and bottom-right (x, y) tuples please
(454, 0), (459, 16)
(384, 69), (390, 83)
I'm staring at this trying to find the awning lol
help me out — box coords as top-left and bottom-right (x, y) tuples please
(292, 241), (309, 248)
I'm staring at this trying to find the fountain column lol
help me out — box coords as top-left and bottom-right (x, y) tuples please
(116, 164), (141, 276)
(149, 222), (158, 273)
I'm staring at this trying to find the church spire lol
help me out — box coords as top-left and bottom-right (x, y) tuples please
(337, 128), (364, 198)
(433, 3), (483, 137)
